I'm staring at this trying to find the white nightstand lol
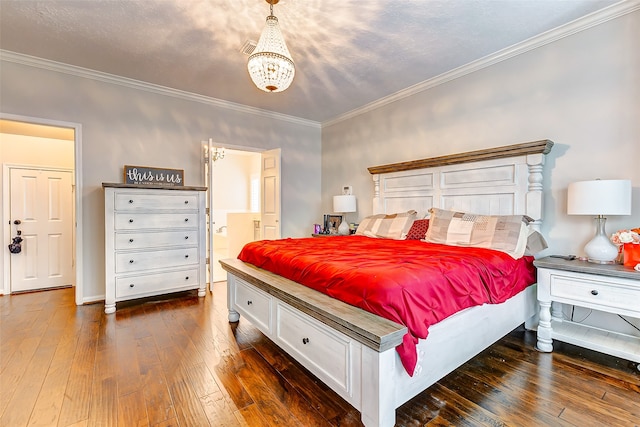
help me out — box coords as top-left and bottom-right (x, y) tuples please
(535, 257), (640, 370)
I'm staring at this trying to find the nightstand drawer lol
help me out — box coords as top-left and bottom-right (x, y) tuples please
(550, 274), (640, 313)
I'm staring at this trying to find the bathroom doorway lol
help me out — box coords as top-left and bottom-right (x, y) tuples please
(207, 146), (262, 283)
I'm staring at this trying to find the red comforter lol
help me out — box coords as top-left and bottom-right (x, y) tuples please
(238, 236), (535, 375)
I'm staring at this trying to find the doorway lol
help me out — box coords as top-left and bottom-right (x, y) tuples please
(204, 141), (281, 285)
(209, 147), (262, 283)
(1, 116), (81, 301)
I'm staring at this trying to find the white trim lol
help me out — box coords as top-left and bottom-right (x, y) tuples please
(2, 165), (11, 295)
(323, 0), (640, 127)
(0, 50), (321, 130)
(0, 113), (84, 306)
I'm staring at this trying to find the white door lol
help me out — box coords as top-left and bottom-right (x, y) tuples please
(260, 149), (281, 240)
(9, 167), (74, 292)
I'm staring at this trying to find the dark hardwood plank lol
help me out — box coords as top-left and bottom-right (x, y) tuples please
(117, 390), (149, 427)
(239, 347), (332, 427)
(200, 389), (244, 427)
(167, 377), (211, 426)
(139, 362), (177, 426)
(1, 285), (638, 427)
(88, 377), (118, 427)
(0, 341), (57, 426)
(57, 318), (100, 427)
(0, 334), (41, 417)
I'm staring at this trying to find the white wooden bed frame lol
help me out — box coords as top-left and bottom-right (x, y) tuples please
(221, 140), (553, 427)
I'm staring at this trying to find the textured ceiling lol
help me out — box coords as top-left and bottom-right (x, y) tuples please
(0, 0), (621, 123)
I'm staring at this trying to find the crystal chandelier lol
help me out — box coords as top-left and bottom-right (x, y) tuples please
(247, 0), (295, 93)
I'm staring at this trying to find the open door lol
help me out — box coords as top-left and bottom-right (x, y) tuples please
(260, 148), (281, 240)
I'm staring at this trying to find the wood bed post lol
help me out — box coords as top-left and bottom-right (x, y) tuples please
(360, 347), (396, 427)
(372, 174), (381, 215)
(526, 152), (545, 232)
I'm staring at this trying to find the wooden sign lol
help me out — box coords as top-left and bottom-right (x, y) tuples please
(124, 165), (184, 186)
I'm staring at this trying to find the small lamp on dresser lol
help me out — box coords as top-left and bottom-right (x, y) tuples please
(567, 179), (632, 263)
(333, 194), (356, 235)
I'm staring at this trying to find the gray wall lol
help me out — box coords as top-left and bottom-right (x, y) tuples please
(322, 10), (640, 259)
(0, 60), (322, 301)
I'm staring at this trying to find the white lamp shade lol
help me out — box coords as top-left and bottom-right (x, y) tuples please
(333, 195), (356, 213)
(567, 179), (631, 215)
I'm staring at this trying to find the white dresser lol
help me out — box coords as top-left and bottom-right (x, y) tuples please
(103, 183), (207, 314)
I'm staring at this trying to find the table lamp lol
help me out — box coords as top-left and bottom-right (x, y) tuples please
(333, 195), (356, 235)
(567, 179), (631, 263)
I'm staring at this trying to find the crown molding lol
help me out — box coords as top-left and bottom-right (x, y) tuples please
(323, 0), (640, 127)
(0, 50), (321, 129)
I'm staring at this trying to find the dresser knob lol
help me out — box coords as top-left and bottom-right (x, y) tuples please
(129, 284), (135, 288)
(591, 290), (599, 296)
(129, 199), (133, 204)
(185, 254), (189, 258)
(129, 219), (134, 223)
(184, 218), (189, 222)
(185, 276), (189, 280)
(302, 338), (310, 345)
(129, 238), (134, 243)
(247, 300), (253, 305)
(184, 200), (189, 204)
(129, 259), (134, 264)
(184, 236), (189, 240)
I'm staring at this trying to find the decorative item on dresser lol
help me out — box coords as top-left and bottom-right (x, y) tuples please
(102, 183), (207, 314)
(535, 256), (640, 371)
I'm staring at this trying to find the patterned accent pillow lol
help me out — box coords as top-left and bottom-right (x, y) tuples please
(406, 219), (430, 240)
(356, 210), (417, 240)
(424, 208), (531, 259)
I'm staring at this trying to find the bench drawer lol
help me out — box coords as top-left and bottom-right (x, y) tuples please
(276, 302), (353, 395)
(234, 279), (272, 333)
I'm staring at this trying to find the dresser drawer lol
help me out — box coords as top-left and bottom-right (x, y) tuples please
(114, 192), (199, 211)
(276, 302), (352, 394)
(115, 247), (198, 273)
(115, 268), (199, 299)
(115, 230), (198, 250)
(234, 279), (272, 332)
(550, 273), (640, 314)
(114, 212), (199, 230)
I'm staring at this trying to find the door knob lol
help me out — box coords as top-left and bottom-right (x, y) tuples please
(13, 220), (21, 225)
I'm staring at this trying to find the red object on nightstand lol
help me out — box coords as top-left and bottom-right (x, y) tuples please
(623, 243), (640, 267)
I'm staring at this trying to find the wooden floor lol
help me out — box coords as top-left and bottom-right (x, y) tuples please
(1, 285), (639, 427)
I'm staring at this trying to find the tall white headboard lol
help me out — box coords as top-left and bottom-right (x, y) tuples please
(369, 140), (553, 232)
